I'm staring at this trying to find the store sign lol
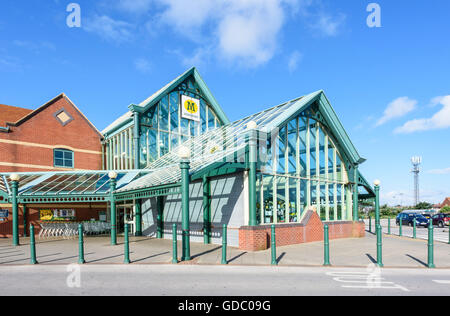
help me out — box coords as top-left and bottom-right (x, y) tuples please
(181, 95), (200, 122)
(0, 209), (9, 218)
(40, 209), (76, 221)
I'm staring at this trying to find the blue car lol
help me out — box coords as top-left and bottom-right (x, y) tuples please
(396, 213), (429, 227)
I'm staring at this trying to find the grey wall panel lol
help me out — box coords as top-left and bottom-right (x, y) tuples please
(140, 172), (245, 247)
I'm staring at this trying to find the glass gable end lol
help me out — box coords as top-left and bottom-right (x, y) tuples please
(258, 106), (352, 224)
(104, 74), (225, 170)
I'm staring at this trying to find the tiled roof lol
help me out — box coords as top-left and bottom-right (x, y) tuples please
(0, 104), (33, 128)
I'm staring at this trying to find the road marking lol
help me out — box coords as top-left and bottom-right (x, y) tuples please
(326, 268), (409, 292)
(433, 280), (450, 284)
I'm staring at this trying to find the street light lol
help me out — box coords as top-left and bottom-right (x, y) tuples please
(109, 171), (118, 245)
(9, 173), (21, 182)
(373, 179), (383, 267)
(178, 146), (191, 160)
(179, 146), (191, 261)
(9, 174), (20, 246)
(246, 121), (258, 130)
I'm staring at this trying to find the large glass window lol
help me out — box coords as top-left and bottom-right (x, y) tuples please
(259, 111), (351, 224)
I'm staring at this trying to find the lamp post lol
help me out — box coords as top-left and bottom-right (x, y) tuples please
(179, 146), (191, 261)
(374, 179), (383, 267)
(109, 171), (118, 246)
(247, 121), (258, 226)
(10, 174), (20, 246)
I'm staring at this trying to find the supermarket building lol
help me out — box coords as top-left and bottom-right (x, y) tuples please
(0, 67), (375, 251)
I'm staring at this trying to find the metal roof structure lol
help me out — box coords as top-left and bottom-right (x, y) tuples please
(0, 170), (151, 203)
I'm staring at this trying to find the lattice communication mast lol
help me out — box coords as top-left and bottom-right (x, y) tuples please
(411, 156), (422, 206)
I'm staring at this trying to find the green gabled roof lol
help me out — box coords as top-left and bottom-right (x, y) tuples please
(129, 67), (230, 124)
(260, 90), (365, 166)
(102, 67), (230, 136)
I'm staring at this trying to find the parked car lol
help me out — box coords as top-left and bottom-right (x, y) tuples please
(431, 213), (450, 228)
(396, 213), (429, 227)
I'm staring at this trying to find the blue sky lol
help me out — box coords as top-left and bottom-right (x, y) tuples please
(1, 0), (449, 205)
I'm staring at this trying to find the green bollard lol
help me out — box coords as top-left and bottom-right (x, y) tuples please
(124, 224), (130, 264)
(221, 224), (227, 265)
(376, 224), (383, 267)
(448, 225), (450, 245)
(413, 218), (417, 239)
(172, 223), (178, 264)
(428, 221), (435, 268)
(388, 218), (391, 235)
(78, 224), (85, 264)
(399, 218), (402, 237)
(369, 216), (372, 233)
(271, 225), (277, 266)
(324, 224), (331, 266)
(30, 224), (38, 265)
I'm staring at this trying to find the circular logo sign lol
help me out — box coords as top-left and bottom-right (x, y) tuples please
(184, 99), (198, 114)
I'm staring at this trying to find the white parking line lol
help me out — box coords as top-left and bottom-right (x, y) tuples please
(433, 280), (450, 284)
(326, 268), (409, 292)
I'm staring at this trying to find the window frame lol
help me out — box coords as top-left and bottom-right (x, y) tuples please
(53, 148), (74, 169)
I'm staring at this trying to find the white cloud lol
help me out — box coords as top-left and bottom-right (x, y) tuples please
(84, 15), (134, 43)
(395, 95), (450, 134)
(376, 97), (417, 126)
(134, 58), (151, 73)
(153, 0), (294, 68)
(288, 51), (302, 72)
(310, 12), (346, 37)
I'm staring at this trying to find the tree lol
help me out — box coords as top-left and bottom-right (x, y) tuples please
(440, 206), (450, 214)
(415, 202), (433, 210)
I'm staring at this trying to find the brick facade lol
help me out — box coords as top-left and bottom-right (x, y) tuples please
(0, 94), (103, 172)
(239, 210), (365, 251)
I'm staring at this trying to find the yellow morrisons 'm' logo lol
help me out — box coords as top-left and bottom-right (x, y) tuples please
(184, 99), (198, 114)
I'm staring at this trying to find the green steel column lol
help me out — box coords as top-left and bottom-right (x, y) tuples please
(271, 225), (277, 266)
(135, 200), (142, 237)
(248, 129), (258, 226)
(156, 196), (164, 239)
(172, 223), (178, 264)
(388, 218), (391, 235)
(180, 159), (191, 261)
(133, 110), (141, 169)
(428, 221), (435, 268)
(203, 175), (211, 244)
(78, 224), (85, 264)
(23, 205), (27, 238)
(221, 224), (227, 265)
(352, 166), (359, 222)
(374, 184), (380, 227)
(110, 177), (117, 246)
(124, 223), (130, 264)
(11, 181), (19, 246)
(324, 224), (331, 266)
(30, 224), (37, 265)
(376, 224), (383, 267)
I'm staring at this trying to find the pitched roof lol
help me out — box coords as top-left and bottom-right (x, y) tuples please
(0, 104), (33, 128)
(102, 67), (230, 136)
(441, 197), (450, 207)
(4, 93), (103, 138)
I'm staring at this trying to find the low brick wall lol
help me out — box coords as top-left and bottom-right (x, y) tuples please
(238, 211), (365, 251)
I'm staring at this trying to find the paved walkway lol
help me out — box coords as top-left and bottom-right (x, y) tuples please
(1, 231), (449, 268)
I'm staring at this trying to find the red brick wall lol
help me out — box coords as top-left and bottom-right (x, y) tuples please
(0, 203), (106, 237)
(0, 95), (102, 172)
(239, 211), (365, 251)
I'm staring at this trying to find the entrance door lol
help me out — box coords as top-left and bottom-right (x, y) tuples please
(118, 206), (135, 235)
